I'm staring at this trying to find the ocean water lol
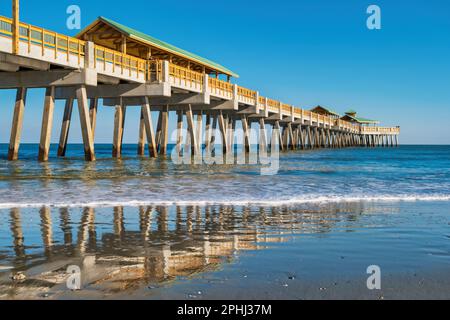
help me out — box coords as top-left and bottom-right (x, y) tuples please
(0, 145), (449, 299)
(0, 144), (449, 207)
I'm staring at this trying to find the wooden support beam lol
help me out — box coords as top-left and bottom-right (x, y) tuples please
(227, 116), (233, 153)
(274, 121), (284, 151)
(327, 130), (332, 148)
(186, 105), (199, 155)
(176, 110), (184, 156)
(155, 111), (163, 151)
(137, 108), (146, 156)
(218, 111), (228, 154)
(314, 127), (320, 148)
(89, 99), (98, 140)
(196, 111), (203, 154)
(299, 127), (305, 150)
(259, 118), (267, 154)
(160, 105), (169, 155)
(282, 127), (289, 150)
(210, 114), (217, 154)
(205, 112), (212, 152)
(292, 126), (299, 149)
(76, 85), (96, 161)
(141, 98), (157, 158)
(287, 123), (295, 150)
(57, 98), (74, 157)
(232, 118), (237, 153)
(241, 115), (250, 153)
(112, 104), (126, 158)
(38, 87), (55, 162)
(321, 129), (327, 148)
(307, 126), (313, 149)
(8, 87), (27, 161)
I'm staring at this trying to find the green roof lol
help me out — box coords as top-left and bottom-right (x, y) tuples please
(345, 109), (357, 114)
(341, 114), (379, 124)
(85, 17), (238, 78)
(311, 105), (340, 117)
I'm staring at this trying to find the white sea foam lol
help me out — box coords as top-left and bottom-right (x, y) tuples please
(0, 195), (450, 209)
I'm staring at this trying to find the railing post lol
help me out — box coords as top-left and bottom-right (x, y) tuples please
(255, 91), (260, 113)
(12, 0), (19, 55)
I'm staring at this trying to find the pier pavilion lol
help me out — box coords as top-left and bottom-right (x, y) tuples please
(0, 1), (400, 162)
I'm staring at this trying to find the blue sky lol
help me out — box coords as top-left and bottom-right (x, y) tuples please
(0, 0), (449, 144)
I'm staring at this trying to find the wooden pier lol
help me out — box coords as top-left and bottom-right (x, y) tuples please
(0, 13), (400, 162)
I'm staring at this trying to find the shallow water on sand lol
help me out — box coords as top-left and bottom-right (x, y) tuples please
(0, 202), (449, 299)
(0, 145), (449, 299)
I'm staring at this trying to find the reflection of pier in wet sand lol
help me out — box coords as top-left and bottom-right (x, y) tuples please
(0, 203), (367, 298)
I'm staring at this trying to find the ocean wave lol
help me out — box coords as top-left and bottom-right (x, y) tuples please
(1, 194), (450, 209)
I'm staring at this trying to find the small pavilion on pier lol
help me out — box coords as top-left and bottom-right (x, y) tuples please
(310, 105), (341, 119)
(340, 110), (379, 126)
(76, 17), (238, 80)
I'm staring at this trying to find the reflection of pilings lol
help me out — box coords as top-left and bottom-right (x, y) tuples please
(10, 208), (25, 259)
(59, 208), (73, 246)
(113, 206), (125, 238)
(176, 206), (183, 233)
(1, 204), (377, 292)
(195, 206), (202, 231)
(77, 207), (95, 254)
(186, 206), (194, 233)
(156, 206), (168, 233)
(39, 207), (53, 257)
(139, 206), (152, 241)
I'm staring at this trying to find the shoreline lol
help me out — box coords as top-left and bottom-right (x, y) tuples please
(1, 196), (450, 210)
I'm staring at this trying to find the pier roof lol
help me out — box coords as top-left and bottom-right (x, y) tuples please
(341, 114), (380, 125)
(310, 105), (340, 117)
(77, 16), (238, 78)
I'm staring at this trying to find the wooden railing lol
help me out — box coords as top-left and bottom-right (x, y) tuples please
(302, 109), (312, 119)
(94, 44), (146, 76)
(361, 126), (400, 134)
(0, 15), (85, 64)
(259, 96), (266, 105)
(267, 99), (279, 112)
(209, 77), (233, 95)
(237, 86), (257, 100)
(169, 63), (203, 89)
(281, 104), (292, 113)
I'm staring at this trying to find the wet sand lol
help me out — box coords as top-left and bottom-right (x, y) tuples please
(1, 201), (449, 300)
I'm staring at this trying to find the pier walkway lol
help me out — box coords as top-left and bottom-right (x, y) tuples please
(0, 15), (400, 162)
